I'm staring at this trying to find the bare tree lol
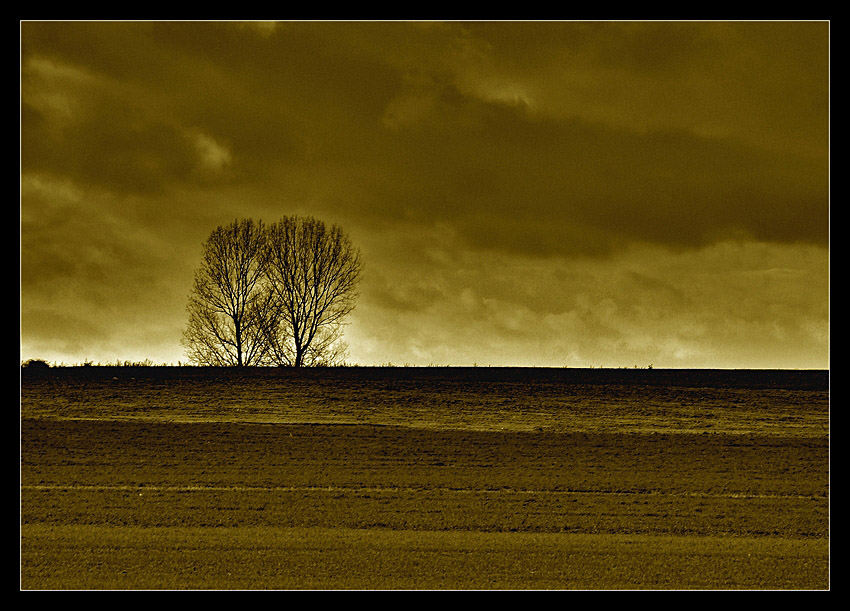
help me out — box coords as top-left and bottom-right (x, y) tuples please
(264, 216), (362, 367)
(182, 219), (272, 366)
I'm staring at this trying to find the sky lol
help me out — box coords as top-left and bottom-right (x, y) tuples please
(20, 21), (830, 369)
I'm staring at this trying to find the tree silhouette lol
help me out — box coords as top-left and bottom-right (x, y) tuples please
(263, 216), (362, 367)
(182, 219), (272, 366)
(182, 216), (362, 367)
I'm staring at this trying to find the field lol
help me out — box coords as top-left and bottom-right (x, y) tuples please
(20, 367), (829, 590)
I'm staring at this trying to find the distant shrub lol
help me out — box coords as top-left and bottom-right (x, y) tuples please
(22, 359), (50, 370)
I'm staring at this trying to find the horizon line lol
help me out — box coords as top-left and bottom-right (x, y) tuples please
(19, 359), (829, 372)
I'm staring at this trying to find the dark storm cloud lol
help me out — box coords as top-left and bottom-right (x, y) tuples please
(366, 99), (827, 255)
(21, 21), (828, 255)
(459, 21), (828, 154)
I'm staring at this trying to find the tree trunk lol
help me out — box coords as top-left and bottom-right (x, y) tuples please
(234, 319), (244, 366)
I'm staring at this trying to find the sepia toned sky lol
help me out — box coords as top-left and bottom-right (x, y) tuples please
(20, 21), (829, 369)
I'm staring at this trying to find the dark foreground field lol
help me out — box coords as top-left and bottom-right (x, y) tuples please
(20, 367), (829, 590)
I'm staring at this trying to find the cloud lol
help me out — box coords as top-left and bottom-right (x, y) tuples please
(21, 21), (828, 254)
(20, 21), (829, 367)
(347, 96), (827, 257)
(346, 239), (829, 368)
(22, 55), (200, 195)
(186, 129), (233, 180)
(459, 22), (829, 157)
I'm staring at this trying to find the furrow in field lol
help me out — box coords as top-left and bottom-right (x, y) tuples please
(20, 483), (827, 501)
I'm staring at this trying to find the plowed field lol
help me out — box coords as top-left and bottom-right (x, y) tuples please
(20, 367), (829, 589)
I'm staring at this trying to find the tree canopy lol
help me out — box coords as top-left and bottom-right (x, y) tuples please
(182, 216), (362, 366)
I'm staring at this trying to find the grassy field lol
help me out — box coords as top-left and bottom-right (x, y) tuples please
(20, 367), (829, 590)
